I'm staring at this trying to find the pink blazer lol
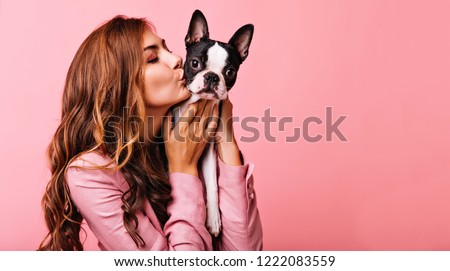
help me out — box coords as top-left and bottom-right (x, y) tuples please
(66, 152), (263, 250)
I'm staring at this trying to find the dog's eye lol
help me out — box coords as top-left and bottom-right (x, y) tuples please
(225, 68), (236, 77)
(191, 59), (200, 69)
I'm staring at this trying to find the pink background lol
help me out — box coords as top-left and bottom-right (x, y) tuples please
(1, 0), (450, 250)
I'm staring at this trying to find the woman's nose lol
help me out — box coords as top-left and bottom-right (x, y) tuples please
(171, 54), (183, 70)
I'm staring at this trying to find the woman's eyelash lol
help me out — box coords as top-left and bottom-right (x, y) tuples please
(147, 57), (159, 64)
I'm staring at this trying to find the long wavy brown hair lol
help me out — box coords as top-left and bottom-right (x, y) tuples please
(38, 15), (172, 250)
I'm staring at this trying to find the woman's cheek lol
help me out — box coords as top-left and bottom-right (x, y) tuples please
(152, 66), (174, 90)
(143, 65), (180, 106)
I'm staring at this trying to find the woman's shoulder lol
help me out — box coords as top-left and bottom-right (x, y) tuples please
(66, 151), (126, 190)
(68, 151), (115, 169)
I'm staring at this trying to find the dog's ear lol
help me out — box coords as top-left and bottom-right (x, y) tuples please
(229, 24), (254, 63)
(185, 10), (209, 48)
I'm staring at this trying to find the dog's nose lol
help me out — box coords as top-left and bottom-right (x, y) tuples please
(204, 72), (220, 86)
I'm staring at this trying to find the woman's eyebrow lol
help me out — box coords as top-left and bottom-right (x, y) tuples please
(144, 44), (158, 51)
(161, 39), (168, 49)
(143, 39), (166, 51)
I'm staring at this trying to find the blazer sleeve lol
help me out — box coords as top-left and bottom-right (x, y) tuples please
(164, 172), (212, 250)
(214, 156), (263, 250)
(66, 158), (212, 251)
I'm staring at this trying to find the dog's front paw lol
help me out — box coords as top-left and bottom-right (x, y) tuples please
(206, 208), (222, 237)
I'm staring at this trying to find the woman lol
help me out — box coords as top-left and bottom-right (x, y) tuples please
(39, 15), (262, 251)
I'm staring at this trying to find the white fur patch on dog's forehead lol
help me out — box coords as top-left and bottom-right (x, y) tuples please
(206, 42), (228, 73)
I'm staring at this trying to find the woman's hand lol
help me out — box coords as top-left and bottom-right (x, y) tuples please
(215, 97), (243, 166)
(163, 99), (219, 177)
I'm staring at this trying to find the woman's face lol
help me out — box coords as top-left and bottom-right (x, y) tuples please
(142, 29), (190, 109)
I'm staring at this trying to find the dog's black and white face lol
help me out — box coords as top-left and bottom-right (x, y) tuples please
(184, 10), (254, 100)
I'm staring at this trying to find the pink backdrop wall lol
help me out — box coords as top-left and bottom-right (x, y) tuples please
(1, 0), (449, 250)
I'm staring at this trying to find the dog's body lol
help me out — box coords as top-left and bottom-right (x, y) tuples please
(173, 10), (254, 236)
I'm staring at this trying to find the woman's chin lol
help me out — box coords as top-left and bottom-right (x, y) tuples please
(170, 88), (191, 108)
(180, 86), (191, 100)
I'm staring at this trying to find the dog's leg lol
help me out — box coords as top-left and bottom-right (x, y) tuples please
(202, 141), (221, 236)
(173, 95), (221, 236)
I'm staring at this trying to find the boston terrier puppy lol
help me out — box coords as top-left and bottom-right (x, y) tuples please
(172, 10), (254, 236)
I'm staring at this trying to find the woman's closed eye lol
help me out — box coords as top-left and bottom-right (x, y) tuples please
(147, 56), (159, 64)
(146, 40), (173, 64)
